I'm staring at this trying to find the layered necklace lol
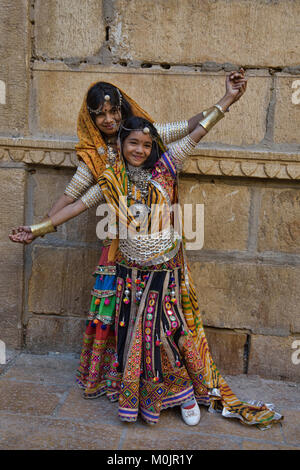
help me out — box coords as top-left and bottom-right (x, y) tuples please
(106, 136), (118, 167)
(126, 164), (152, 214)
(107, 144), (117, 166)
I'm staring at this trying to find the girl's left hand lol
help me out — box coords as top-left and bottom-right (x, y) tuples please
(9, 226), (34, 244)
(226, 67), (248, 103)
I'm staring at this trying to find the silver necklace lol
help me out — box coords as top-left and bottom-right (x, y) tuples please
(126, 164), (152, 214)
(106, 145), (117, 167)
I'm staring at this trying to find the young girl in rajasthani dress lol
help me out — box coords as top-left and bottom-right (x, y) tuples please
(10, 74), (283, 428)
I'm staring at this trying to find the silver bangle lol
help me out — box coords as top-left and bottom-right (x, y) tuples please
(215, 103), (230, 113)
(214, 104), (225, 114)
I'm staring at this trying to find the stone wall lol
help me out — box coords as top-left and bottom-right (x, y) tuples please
(0, 0), (299, 382)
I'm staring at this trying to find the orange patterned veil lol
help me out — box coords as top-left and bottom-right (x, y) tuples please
(75, 81), (154, 180)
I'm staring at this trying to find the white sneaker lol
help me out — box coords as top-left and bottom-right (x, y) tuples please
(180, 402), (201, 426)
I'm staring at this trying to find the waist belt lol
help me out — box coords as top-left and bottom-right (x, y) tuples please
(119, 228), (181, 266)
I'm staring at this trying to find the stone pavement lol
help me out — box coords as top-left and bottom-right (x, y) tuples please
(0, 350), (299, 451)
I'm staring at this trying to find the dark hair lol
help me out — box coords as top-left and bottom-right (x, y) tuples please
(119, 116), (163, 169)
(86, 82), (132, 122)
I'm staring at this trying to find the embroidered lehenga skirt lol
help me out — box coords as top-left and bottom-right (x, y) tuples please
(114, 262), (210, 424)
(76, 243), (120, 401)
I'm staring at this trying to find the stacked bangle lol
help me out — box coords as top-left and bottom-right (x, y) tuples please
(30, 218), (57, 238)
(199, 105), (225, 132)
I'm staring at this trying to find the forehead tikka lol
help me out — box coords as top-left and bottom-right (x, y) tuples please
(87, 103), (103, 115)
(87, 89), (122, 115)
(120, 125), (156, 140)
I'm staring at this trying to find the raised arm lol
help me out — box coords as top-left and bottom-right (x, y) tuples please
(9, 182), (104, 244)
(154, 120), (189, 146)
(10, 159), (96, 243)
(48, 180), (104, 228)
(46, 160), (95, 218)
(155, 68), (247, 146)
(167, 69), (247, 170)
(9, 159), (95, 245)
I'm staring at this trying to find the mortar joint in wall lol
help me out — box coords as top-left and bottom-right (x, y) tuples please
(102, 0), (116, 25)
(260, 74), (277, 146)
(282, 66), (300, 75)
(268, 67), (284, 75)
(243, 334), (251, 374)
(29, 0), (37, 66)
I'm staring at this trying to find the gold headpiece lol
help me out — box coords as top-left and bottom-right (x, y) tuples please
(87, 104), (103, 115)
(120, 124), (156, 141)
(87, 90), (122, 115)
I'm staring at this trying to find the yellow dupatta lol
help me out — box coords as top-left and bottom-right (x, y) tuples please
(98, 152), (180, 266)
(75, 81), (158, 259)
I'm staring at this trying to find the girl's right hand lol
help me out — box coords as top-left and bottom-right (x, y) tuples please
(225, 68), (247, 104)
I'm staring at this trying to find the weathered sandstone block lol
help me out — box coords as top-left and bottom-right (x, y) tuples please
(189, 260), (300, 336)
(25, 316), (86, 353)
(248, 334), (300, 381)
(28, 246), (100, 316)
(111, 0), (300, 67)
(258, 186), (300, 254)
(0, 243), (24, 348)
(204, 328), (247, 375)
(179, 177), (250, 251)
(0, 168), (26, 239)
(274, 75), (300, 144)
(0, 0), (29, 134)
(33, 64), (270, 146)
(34, 0), (105, 59)
(0, 168), (26, 348)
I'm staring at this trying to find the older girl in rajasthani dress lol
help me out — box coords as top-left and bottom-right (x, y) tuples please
(10, 79), (225, 403)
(67, 72), (250, 404)
(69, 82), (203, 402)
(10, 77), (283, 428)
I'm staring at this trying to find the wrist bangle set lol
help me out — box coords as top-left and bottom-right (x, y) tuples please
(199, 104), (226, 132)
(30, 218), (57, 238)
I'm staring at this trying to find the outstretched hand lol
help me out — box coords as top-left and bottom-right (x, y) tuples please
(9, 226), (35, 244)
(226, 67), (247, 104)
